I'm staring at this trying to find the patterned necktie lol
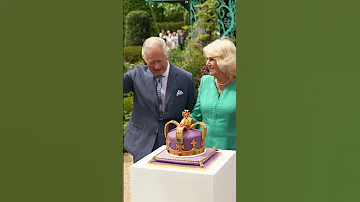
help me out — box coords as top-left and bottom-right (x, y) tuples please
(154, 75), (164, 117)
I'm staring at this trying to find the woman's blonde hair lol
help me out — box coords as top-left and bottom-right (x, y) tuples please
(203, 38), (236, 77)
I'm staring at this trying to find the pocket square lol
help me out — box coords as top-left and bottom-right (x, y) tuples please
(176, 90), (184, 96)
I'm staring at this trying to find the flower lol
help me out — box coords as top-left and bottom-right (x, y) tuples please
(200, 65), (209, 74)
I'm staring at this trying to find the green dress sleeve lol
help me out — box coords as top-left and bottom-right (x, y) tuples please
(190, 76), (206, 123)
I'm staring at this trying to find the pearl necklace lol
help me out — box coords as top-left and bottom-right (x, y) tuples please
(216, 77), (232, 86)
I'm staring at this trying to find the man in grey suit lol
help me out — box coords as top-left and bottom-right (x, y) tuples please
(123, 37), (197, 163)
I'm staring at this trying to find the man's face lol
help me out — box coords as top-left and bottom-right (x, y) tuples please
(145, 46), (169, 76)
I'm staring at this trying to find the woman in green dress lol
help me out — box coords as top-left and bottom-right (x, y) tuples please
(190, 38), (236, 150)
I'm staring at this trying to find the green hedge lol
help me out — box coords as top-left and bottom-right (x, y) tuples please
(124, 0), (159, 37)
(162, 12), (184, 22)
(124, 46), (143, 64)
(157, 21), (185, 32)
(124, 11), (151, 46)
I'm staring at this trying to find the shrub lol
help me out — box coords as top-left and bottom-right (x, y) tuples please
(162, 4), (186, 22)
(123, 96), (134, 115)
(183, 10), (189, 25)
(153, 3), (187, 23)
(124, 11), (151, 46)
(124, 46), (143, 64)
(124, 0), (159, 37)
(182, 51), (207, 89)
(186, 0), (219, 48)
(124, 62), (132, 73)
(124, 60), (146, 74)
(169, 43), (207, 90)
(157, 21), (185, 33)
(169, 48), (183, 63)
(153, 6), (165, 22)
(164, 12), (185, 22)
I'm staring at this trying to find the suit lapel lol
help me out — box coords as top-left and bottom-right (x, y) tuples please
(165, 64), (179, 111)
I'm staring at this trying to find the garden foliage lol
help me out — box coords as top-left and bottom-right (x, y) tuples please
(192, 0), (219, 48)
(124, 11), (151, 46)
(124, 46), (143, 64)
(124, 0), (159, 37)
(152, 3), (186, 23)
(157, 22), (185, 33)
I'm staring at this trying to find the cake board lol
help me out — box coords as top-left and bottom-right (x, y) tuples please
(147, 147), (222, 171)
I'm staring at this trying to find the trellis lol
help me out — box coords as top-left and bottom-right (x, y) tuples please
(145, 0), (236, 38)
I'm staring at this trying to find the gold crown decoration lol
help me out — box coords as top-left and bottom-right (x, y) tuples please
(164, 110), (207, 156)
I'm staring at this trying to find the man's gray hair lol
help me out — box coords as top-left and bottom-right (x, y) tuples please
(141, 37), (170, 61)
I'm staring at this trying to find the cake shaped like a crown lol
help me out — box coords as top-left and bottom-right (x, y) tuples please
(164, 110), (207, 156)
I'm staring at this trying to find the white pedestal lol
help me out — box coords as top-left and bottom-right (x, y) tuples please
(130, 145), (236, 202)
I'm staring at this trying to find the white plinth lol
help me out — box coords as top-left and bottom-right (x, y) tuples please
(130, 145), (236, 202)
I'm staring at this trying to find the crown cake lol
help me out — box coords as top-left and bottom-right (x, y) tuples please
(164, 110), (207, 156)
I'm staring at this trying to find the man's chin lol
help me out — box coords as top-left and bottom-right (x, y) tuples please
(154, 69), (164, 73)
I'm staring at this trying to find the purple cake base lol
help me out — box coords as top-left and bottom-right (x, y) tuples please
(147, 148), (222, 170)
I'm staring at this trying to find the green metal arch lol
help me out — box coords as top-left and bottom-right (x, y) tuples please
(145, 0), (236, 38)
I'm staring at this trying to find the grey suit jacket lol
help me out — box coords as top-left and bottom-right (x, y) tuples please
(123, 63), (197, 162)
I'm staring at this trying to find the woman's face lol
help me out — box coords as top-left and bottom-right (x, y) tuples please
(206, 57), (221, 76)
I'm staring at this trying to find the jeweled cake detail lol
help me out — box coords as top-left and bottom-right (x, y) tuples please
(164, 110), (207, 156)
